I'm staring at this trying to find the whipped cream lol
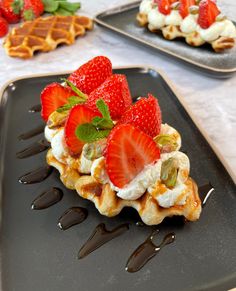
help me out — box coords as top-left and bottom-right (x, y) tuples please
(51, 129), (68, 163)
(160, 123), (181, 151)
(44, 126), (59, 143)
(91, 157), (109, 184)
(180, 14), (198, 34)
(78, 151), (93, 174)
(165, 10), (182, 26)
(139, 0), (153, 14)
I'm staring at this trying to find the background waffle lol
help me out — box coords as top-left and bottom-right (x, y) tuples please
(46, 149), (202, 226)
(137, 12), (235, 52)
(4, 15), (93, 59)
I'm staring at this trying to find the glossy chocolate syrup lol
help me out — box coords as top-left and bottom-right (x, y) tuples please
(199, 183), (214, 207)
(31, 188), (63, 210)
(28, 104), (41, 113)
(126, 230), (176, 273)
(78, 223), (129, 259)
(18, 124), (45, 140)
(58, 207), (88, 230)
(16, 139), (49, 159)
(18, 165), (52, 184)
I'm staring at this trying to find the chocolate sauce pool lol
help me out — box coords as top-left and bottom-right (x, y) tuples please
(126, 230), (176, 273)
(28, 104), (42, 113)
(18, 165), (52, 184)
(31, 188), (63, 210)
(16, 139), (49, 159)
(78, 223), (129, 259)
(58, 207), (88, 230)
(18, 124), (45, 140)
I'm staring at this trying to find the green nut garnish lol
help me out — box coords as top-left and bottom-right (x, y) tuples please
(154, 134), (178, 153)
(83, 139), (107, 160)
(189, 6), (199, 15)
(161, 158), (178, 188)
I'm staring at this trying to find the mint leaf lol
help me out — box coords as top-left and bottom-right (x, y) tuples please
(61, 78), (87, 100)
(96, 99), (111, 120)
(43, 0), (59, 12)
(76, 123), (111, 143)
(92, 116), (113, 129)
(58, 1), (81, 12)
(56, 96), (84, 112)
(54, 7), (73, 16)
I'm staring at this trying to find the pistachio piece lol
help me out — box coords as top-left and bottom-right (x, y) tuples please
(161, 157), (178, 188)
(154, 134), (178, 153)
(189, 5), (199, 15)
(216, 14), (227, 22)
(47, 110), (69, 128)
(195, 0), (201, 5)
(171, 1), (180, 10)
(83, 139), (107, 160)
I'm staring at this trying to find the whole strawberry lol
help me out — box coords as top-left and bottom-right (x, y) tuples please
(0, 0), (21, 23)
(22, 0), (44, 21)
(0, 16), (8, 37)
(68, 56), (112, 94)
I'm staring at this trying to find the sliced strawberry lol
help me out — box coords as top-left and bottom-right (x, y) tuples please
(154, 0), (171, 15)
(198, 0), (220, 29)
(40, 83), (73, 122)
(64, 105), (98, 155)
(179, 0), (195, 18)
(86, 74), (132, 120)
(68, 56), (112, 95)
(106, 124), (160, 188)
(118, 94), (162, 138)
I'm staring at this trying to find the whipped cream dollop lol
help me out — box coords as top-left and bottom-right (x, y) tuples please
(51, 129), (68, 163)
(140, 0), (236, 41)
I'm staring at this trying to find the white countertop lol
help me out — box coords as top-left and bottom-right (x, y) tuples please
(0, 0), (236, 181)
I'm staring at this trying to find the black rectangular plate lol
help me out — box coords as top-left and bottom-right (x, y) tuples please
(0, 67), (236, 291)
(95, 1), (236, 78)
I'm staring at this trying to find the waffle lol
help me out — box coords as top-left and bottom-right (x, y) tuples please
(137, 12), (235, 52)
(4, 15), (93, 59)
(46, 149), (201, 225)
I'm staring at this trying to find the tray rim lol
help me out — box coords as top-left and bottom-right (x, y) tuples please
(94, 0), (236, 74)
(0, 66), (235, 186)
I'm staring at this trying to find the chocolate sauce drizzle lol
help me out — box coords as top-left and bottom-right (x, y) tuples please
(58, 207), (88, 230)
(18, 165), (52, 184)
(31, 187), (63, 210)
(28, 104), (41, 113)
(16, 139), (49, 159)
(18, 124), (45, 141)
(126, 230), (176, 273)
(199, 183), (214, 207)
(78, 223), (129, 259)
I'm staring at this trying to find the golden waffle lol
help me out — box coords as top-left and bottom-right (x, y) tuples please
(46, 149), (202, 226)
(137, 12), (235, 52)
(4, 15), (93, 59)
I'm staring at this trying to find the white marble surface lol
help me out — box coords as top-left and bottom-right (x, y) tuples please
(0, 0), (236, 180)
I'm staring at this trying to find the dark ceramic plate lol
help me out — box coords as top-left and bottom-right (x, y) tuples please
(94, 1), (236, 78)
(0, 67), (236, 291)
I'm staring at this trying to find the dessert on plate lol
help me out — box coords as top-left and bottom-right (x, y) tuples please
(41, 56), (201, 225)
(4, 15), (93, 59)
(137, 0), (236, 52)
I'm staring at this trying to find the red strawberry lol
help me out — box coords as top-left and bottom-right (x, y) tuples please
(0, 0), (21, 23)
(0, 16), (8, 37)
(86, 74), (132, 120)
(179, 0), (195, 18)
(106, 124), (160, 188)
(64, 105), (98, 155)
(118, 94), (162, 138)
(22, 0), (44, 21)
(198, 0), (220, 29)
(68, 56), (112, 95)
(40, 83), (73, 122)
(154, 0), (171, 15)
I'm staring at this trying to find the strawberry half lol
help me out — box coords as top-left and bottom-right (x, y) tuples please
(179, 0), (195, 18)
(86, 74), (132, 120)
(154, 0), (171, 15)
(106, 124), (160, 188)
(40, 83), (74, 122)
(118, 94), (162, 138)
(68, 56), (112, 95)
(198, 0), (220, 29)
(64, 105), (98, 155)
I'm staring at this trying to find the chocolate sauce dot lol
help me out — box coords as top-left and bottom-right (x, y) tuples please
(18, 165), (52, 184)
(31, 188), (63, 210)
(58, 207), (88, 230)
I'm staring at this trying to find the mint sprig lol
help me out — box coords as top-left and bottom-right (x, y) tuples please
(56, 96), (84, 113)
(43, 0), (81, 15)
(61, 78), (88, 100)
(75, 99), (114, 143)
